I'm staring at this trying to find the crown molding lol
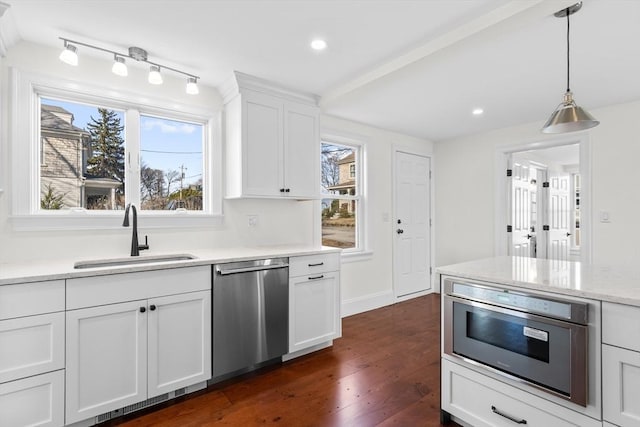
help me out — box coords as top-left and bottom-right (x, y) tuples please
(219, 70), (319, 106)
(0, 2), (21, 58)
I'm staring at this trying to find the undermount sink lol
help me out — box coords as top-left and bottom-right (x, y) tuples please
(73, 254), (197, 269)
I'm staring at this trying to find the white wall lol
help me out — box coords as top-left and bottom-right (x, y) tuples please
(0, 42), (434, 315)
(321, 115), (433, 315)
(435, 99), (640, 268)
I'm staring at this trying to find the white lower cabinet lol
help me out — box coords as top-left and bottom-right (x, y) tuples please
(0, 370), (65, 427)
(65, 267), (211, 424)
(288, 253), (341, 354)
(442, 359), (601, 427)
(603, 344), (640, 427)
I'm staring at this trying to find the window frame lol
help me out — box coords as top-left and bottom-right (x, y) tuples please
(320, 133), (370, 259)
(10, 68), (222, 230)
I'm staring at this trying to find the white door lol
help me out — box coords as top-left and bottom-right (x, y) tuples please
(394, 151), (431, 298)
(147, 291), (211, 398)
(509, 159), (535, 257)
(66, 301), (147, 424)
(548, 174), (571, 261)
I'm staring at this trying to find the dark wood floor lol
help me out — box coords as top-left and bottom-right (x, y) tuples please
(109, 294), (453, 426)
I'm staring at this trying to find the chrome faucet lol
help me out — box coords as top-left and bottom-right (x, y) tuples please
(122, 204), (149, 256)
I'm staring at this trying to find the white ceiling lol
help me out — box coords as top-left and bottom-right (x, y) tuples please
(3, 0), (640, 141)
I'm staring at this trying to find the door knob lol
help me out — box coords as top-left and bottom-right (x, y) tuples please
(526, 234), (533, 239)
(566, 232), (572, 237)
(396, 229), (404, 234)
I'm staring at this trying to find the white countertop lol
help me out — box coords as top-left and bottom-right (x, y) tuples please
(0, 246), (341, 286)
(437, 256), (640, 307)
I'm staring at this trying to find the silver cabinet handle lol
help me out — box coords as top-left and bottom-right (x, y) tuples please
(491, 406), (527, 424)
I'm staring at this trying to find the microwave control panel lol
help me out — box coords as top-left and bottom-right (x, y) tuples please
(452, 282), (573, 320)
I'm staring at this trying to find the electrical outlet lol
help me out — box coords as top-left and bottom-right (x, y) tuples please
(247, 215), (258, 227)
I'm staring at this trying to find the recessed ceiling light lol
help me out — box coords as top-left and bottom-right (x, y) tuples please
(310, 39), (327, 51)
(472, 108), (484, 116)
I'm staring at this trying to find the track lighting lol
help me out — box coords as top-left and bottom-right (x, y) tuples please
(111, 55), (128, 77)
(148, 65), (163, 85)
(58, 37), (199, 94)
(59, 41), (78, 66)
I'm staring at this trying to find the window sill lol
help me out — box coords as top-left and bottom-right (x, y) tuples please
(10, 212), (223, 231)
(339, 250), (373, 263)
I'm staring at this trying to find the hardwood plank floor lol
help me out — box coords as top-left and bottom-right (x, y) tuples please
(107, 294), (454, 426)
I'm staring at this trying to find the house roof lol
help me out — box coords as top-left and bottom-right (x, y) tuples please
(41, 104), (88, 135)
(328, 180), (355, 191)
(338, 153), (355, 165)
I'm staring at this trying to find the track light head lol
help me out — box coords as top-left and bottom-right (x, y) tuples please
(186, 77), (199, 95)
(59, 41), (78, 66)
(112, 55), (128, 77)
(148, 65), (163, 85)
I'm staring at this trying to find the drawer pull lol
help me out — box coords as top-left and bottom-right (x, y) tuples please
(491, 406), (527, 424)
(308, 275), (324, 280)
(308, 262), (324, 267)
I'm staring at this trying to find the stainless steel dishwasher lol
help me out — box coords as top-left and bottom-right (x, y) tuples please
(212, 257), (289, 381)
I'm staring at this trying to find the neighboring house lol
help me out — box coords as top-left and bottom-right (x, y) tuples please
(327, 152), (356, 214)
(40, 104), (121, 209)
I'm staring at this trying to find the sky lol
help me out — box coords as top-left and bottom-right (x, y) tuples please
(41, 97), (203, 187)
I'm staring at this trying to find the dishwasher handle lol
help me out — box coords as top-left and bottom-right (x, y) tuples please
(216, 263), (289, 276)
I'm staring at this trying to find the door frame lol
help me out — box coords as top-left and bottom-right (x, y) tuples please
(495, 134), (592, 263)
(392, 146), (435, 300)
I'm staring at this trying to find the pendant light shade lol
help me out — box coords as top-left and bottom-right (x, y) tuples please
(541, 2), (599, 134)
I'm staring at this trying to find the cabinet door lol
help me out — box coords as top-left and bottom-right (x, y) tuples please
(0, 370), (64, 427)
(147, 291), (211, 397)
(289, 271), (340, 353)
(66, 301), (147, 424)
(243, 90), (283, 196)
(603, 344), (640, 427)
(0, 312), (64, 383)
(283, 101), (319, 198)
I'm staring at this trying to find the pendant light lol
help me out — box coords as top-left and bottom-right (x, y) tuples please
(542, 2), (599, 134)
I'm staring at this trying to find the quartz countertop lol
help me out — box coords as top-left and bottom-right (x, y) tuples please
(0, 246), (341, 286)
(436, 256), (640, 307)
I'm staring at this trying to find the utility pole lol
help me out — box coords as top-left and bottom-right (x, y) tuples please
(179, 164), (186, 209)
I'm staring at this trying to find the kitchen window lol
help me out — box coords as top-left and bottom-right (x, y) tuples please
(320, 138), (367, 255)
(11, 69), (221, 230)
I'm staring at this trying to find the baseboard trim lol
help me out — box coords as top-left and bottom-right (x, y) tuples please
(341, 290), (395, 317)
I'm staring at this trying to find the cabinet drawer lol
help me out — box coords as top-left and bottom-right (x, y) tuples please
(603, 302), (640, 351)
(442, 359), (600, 427)
(0, 312), (65, 383)
(289, 253), (340, 277)
(67, 266), (211, 309)
(0, 370), (64, 427)
(0, 280), (64, 320)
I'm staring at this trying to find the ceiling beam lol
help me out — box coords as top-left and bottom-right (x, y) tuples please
(319, 0), (577, 107)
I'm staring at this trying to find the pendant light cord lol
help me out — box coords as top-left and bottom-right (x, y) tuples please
(566, 8), (571, 93)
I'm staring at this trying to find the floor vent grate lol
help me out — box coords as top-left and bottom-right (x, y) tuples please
(95, 393), (170, 424)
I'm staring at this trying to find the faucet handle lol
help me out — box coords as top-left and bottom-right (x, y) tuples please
(139, 235), (150, 251)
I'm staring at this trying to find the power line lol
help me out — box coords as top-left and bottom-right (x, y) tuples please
(141, 149), (201, 154)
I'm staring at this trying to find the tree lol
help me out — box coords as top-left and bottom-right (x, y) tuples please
(41, 183), (66, 209)
(321, 143), (351, 191)
(86, 108), (125, 193)
(140, 162), (165, 203)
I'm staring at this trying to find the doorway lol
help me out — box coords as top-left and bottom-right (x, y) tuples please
(393, 150), (432, 300)
(504, 142), (585, 262)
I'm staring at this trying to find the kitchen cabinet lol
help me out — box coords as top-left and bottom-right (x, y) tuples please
(223, 72), (320, 199)
(65, 267), (211, 424)
(442, 359), (601, 427)
(602, 301), (640, 427)
(288, 253), (341, 354)
(0, 280), (65, 427)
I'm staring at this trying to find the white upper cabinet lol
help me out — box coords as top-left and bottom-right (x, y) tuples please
(222, 72), (320, 199)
